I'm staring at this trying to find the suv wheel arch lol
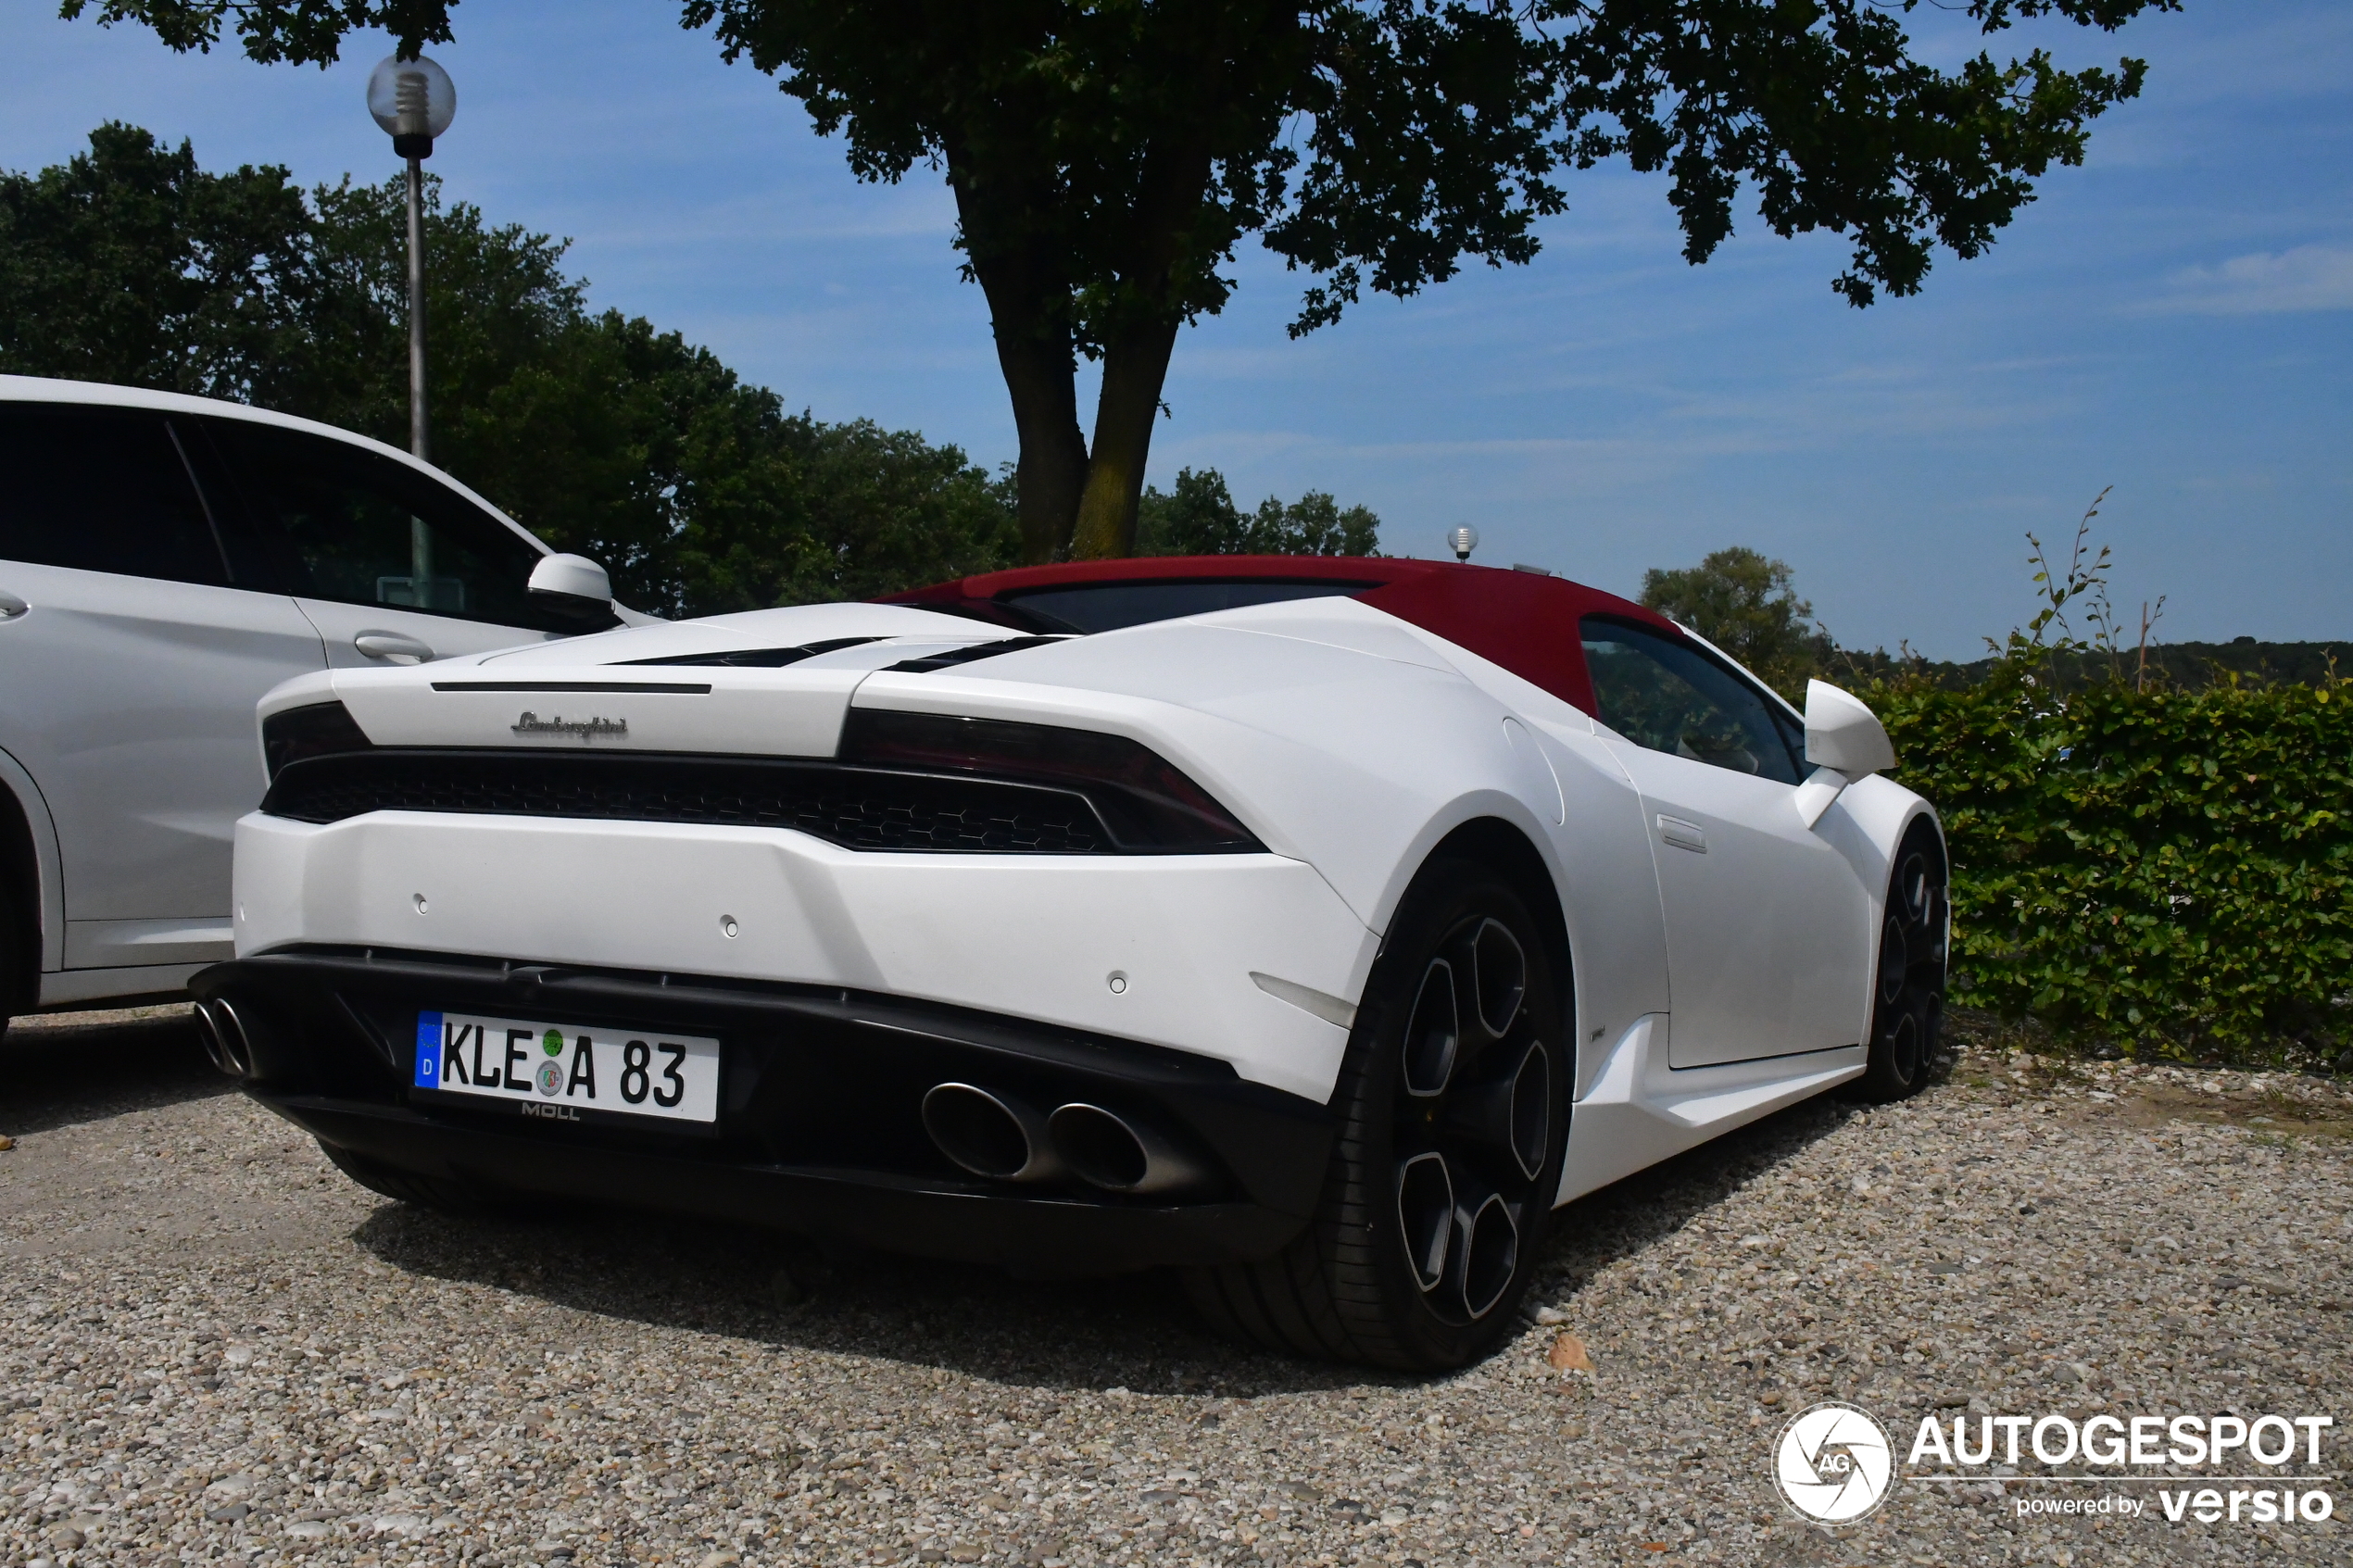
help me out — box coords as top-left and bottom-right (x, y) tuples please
(0, 778), (43, 1019)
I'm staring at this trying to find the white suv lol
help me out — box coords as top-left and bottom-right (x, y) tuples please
(0, 375), (643, 1022)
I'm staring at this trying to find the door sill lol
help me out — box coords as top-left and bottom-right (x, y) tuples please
(37, 962), (204, 1010)
(63, 918), (234, 969)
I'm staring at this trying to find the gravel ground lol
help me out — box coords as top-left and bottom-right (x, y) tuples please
(3, 1006), (2347, 1568)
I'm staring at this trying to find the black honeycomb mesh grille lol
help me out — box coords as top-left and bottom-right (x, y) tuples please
(262, 749), (1112, 853)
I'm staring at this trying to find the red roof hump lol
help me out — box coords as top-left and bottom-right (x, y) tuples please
(880, 555), (1678, 715)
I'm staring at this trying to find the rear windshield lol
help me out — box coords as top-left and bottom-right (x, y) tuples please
(998, 579), (1372, 633)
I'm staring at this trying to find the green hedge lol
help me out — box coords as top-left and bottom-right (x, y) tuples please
(1873, 668), (2353, 1064)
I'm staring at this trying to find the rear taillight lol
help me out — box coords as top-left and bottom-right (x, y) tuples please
(839, 709), (1260, 853)
(263, 701), (374, 783)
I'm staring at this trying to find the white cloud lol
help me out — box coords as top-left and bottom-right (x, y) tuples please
(2149, 245), (2353, 314)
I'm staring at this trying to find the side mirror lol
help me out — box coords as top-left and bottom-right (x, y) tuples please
(1803, 679), (1895, 775)
(1793, 680), (1895, 828)
(527, 553), (614, 621)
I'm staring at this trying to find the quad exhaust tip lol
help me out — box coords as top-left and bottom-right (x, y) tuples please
(1046, 1103), (1208, 1197)
(193, 997), (253, 1079)
(921, 1083), (1063, 1184)
(921, 1084), (1210, 1198)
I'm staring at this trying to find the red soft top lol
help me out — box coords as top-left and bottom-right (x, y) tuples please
(881, 555), (1679, 715)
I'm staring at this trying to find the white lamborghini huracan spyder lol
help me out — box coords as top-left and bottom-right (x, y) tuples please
(195, 555), (1946, 1369)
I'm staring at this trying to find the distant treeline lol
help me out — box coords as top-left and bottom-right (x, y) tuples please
(1834, 639), (2351, 693)
(1638, 546), (2342, 699)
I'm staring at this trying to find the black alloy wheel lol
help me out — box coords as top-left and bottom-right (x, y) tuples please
(1846, 820), (1949, 1102)
(1186, 858), (1568, 1369)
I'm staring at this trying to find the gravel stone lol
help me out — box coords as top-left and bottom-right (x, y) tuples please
(4, 1006), (2347, 1565)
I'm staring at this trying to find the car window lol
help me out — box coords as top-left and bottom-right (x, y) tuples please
(998, 579), (1372, 633)
(205, 419), (558, 630)
(0, 404), (230, 586)
(1579, 617), (1806, 784)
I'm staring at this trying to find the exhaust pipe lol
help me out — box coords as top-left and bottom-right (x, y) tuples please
(194, 997), (252, 1078)
(921, 1084), (1063, 1183)
(1048, 1103), (1209, 1197)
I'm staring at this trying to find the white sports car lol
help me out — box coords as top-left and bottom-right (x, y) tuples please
(197, 556), (1946, 1369)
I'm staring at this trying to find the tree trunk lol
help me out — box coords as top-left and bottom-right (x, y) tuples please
(1067, 315), (1180, 558)
(948, 118), (1213, 562)
(988, 298), (1088, 565)
(1067, 128), (1214, 560)
(948, 156), (1088, 564)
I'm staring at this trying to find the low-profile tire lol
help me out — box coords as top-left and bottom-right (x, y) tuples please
(1185, 857), (1568, 1370)
(1845, 821), (1949, 1103)
(318, 1138), (516, 1217)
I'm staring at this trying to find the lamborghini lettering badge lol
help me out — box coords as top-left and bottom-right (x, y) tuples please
(512, 712), (627, 742)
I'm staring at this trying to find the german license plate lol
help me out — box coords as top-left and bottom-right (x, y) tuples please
(412, 1010), (720, 1127)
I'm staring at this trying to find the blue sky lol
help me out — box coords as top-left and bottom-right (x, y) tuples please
(7, 2), (2348, 658)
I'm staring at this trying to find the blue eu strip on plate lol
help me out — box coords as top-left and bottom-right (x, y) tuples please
(413, 1010), (444, 1088)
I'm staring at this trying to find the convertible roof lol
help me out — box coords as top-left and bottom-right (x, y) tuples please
(882, 555), (1680, 715)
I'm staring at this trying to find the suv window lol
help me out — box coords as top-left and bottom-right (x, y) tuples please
(0, 405), (230, 586)
(205, 419), (558, 630)
(999, 579), (1371, 633)
(1579, 617), (1806, 784)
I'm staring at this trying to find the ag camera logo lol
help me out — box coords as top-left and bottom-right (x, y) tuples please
(1776, 1401), (1896, 1524)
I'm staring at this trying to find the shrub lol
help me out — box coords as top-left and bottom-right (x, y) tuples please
(1879, 669), (2353, 1064)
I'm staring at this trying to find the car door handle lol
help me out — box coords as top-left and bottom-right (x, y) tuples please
(0, 590), (28, 621)
(354, 630), (435, 665)
(1657, 814), (1707, 853)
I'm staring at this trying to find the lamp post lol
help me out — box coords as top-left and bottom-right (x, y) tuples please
(1446, 524), (1479, 562)
(366, 54), (457, 462)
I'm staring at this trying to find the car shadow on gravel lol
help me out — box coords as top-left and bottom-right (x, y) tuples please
(345, 1083), (1884, 1396)
(0, 1006), (233, 1136)
(349, 1196), (1366, 1396)
(1532, 1091), (1863, 1300)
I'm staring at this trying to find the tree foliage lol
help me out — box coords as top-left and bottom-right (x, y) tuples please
(60, 0), (456, 62)
(1136, 466), (1380, 557)
(66, 0), (2183, 563)
(0, 124), (1017, 616)
(1640, 544), (1830, 699)
(0, 120), (312, 402)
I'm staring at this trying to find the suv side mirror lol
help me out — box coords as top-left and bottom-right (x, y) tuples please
(527, 553), (614, 621)
(1793, 679), (1895, 828)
